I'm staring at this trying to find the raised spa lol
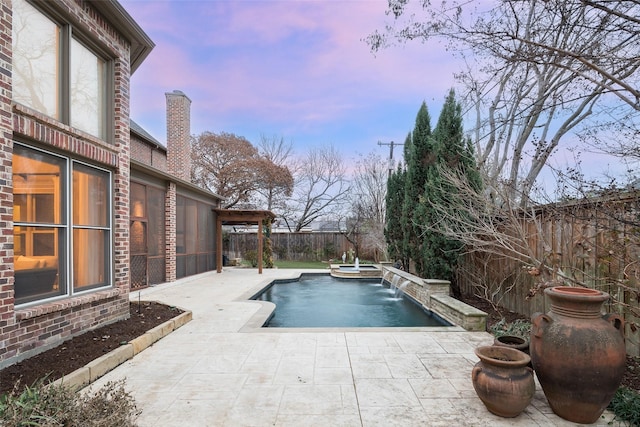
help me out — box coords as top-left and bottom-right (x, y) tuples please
(253, 274), (451, 328)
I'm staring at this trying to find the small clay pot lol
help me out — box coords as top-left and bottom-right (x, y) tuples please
(493, 335), (529, 353)
(472, 345), (535, 418)
(493, 335), (531, 369)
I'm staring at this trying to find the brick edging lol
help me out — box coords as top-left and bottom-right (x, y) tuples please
(49, 306), (193, 391)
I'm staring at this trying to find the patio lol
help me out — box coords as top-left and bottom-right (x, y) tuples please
(89, 268), (617, 426)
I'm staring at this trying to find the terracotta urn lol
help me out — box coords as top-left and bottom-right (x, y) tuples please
(472, 345), (535, 418)
(530, 286), (626, 424)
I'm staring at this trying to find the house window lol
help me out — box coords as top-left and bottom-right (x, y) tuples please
(13, 144), (113, 305)
(71, 38), (107, 138)
(12, 0), (110, 140)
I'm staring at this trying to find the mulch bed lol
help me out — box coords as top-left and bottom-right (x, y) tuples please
(0, 301), (183, 395)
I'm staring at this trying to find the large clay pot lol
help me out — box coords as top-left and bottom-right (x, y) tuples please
(530, 286), (626, 424)
(472, 345), (535, 418)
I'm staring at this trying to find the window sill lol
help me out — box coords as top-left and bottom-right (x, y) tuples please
(15, 288), (122, 321)
(12, 103), (119, 168)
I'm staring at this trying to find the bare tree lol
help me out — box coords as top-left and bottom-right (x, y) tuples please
(342, 152), (389, 261)
(191, 131), (293, 209)
(254, 134), (295, 212)
(423, 165), (640, 324)
(257, 133), (294, 167)
(369, 0), (640, 205)
(281, 145), (351, 232)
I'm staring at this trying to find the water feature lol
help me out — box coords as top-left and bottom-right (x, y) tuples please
(253, 274), (450, 328)
(391, 279), (411, 299)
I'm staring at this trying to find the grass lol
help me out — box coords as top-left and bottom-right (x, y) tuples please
(240, 259), (375, 269)
(239, 259), (329, 269)
(273, 260), (329, 269)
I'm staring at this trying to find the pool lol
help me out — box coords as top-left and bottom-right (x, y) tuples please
(253, 274), (450, 328)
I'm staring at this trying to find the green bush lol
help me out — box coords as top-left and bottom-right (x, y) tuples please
(244, 250), (257, 267)
(608, 386), (640, 426)
(0, 378), (139, 426)
(490, 318), (531, 339)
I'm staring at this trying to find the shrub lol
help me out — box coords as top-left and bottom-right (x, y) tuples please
(608, 386), (640, 426)
(244, 250), (257, 267)
(0, 378), (139, 426)
(490, 318), (531, 339)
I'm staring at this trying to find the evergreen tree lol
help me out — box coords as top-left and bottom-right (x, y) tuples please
(384, 163), (405, 264)
(418, 89), (482, 284)
(403, 103), (433, 274)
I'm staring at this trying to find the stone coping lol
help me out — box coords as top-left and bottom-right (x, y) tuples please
(430, 294), (487, 332)
(50, 304), (192, 391)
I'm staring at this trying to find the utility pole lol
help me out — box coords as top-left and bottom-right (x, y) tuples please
(378, 140), (404, 177)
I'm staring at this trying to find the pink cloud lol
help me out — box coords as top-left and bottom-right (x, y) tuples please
(122, 0), (465, 155)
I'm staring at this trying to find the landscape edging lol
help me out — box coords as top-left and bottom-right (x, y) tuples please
(50, 307), (192, 391)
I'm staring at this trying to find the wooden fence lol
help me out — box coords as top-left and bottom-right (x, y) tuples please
(456, 192), (640, 356)
(226, 232), (357, 262)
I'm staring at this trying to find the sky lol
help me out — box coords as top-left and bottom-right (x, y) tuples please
(118, 0), (461, 169)
(118, 0), (636, 192)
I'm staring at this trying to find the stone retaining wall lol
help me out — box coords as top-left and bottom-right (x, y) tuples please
(381, 266), (487, 332)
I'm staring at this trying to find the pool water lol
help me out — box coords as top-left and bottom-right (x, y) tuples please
(254, 275), (450, 328)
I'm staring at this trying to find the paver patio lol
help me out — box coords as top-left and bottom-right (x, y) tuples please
(89, 268), (618, 426)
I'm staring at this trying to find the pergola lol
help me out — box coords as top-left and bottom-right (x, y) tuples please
(214, 208), (276, 274)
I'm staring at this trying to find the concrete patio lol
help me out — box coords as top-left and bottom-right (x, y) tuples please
(88, 268), (618, 426)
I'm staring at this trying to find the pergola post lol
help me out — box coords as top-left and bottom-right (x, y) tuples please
(257, 220), (263, 274)
(213, 208), (275, 275)
(216, 216), (223, 273)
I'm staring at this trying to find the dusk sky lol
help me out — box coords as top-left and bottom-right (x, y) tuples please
(119, 0), (462, 168)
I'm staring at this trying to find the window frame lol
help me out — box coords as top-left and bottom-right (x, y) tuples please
(13, 142), (114, 306)
(71, 160), (113, 292)
(12, 0), (114, 142)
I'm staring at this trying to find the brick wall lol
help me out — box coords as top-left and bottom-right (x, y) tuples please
(0, 0), (134, 367)
(0, 0), (17, 364)
(165, 182), (177, 282)
(131, 133), (168, 172)
(166, 90), (192, 182)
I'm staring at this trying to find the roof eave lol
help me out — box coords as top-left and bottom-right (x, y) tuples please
(91, 1), (155, 73)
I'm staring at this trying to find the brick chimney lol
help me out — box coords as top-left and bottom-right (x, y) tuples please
(166, 90), (192, 181)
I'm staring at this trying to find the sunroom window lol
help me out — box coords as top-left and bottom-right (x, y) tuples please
(12, 0), (110, 140)
(13, 144), (113, 305)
